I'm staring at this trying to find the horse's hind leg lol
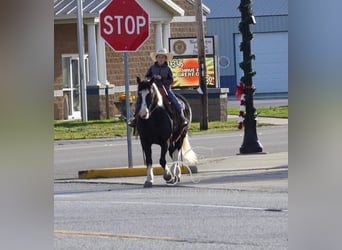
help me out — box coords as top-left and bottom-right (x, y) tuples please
(170, 149), (182, 183)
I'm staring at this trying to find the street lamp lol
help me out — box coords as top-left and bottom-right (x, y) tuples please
(238, 0), (263, 153)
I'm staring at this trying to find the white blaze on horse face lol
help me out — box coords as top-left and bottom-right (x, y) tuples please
(139, 89), (150, 119)
(151, 83), (163, 107)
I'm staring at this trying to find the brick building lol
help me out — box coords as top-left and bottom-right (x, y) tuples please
(54, 0), (210, 120)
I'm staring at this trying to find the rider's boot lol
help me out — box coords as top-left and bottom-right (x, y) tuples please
(128, 113), (138, 127)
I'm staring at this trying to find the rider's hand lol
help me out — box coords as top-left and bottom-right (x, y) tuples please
(153, 75), (162, 80)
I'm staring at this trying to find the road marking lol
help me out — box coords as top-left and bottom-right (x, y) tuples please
(54, 134), (242, 151)
(108, 200), (288, 212)
(54, 141), (141, 151)
(55, 230), (184, 242)
(55, 200), (288, 213)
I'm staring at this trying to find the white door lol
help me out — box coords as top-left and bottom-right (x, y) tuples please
(235, 32), (288, 93)
(62, 55), (88, 120)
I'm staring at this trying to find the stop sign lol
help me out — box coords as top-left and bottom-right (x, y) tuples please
(100, 0), (149, 51)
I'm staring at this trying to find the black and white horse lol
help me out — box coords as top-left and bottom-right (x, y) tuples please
(135, 77), (197, 187)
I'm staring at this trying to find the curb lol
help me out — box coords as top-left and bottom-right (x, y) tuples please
(78, 165), (198, 179)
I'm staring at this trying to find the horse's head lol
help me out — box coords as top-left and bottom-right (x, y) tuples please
(136, 77), (163, 120)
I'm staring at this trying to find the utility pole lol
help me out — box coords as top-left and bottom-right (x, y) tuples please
(195, 0), (208, 130)
(238, 0), (263, 153)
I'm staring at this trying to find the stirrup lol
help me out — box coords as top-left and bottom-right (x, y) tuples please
(180, 117), (188, 127)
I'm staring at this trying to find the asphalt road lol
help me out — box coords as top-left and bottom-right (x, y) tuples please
(55, 184), (287, 249)
(54, 126), (287, 179)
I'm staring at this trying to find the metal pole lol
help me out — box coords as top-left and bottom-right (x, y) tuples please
(124, 52), (133, 167)
(77, 0), (88, 122)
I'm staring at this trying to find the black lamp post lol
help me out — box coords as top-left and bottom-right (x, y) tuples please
(238, 0), (263, 153)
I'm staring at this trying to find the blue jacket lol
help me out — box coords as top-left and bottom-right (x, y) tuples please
(145, 62), (173, 88)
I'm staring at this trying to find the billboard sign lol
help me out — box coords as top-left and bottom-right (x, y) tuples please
(169, 36), (216, 88)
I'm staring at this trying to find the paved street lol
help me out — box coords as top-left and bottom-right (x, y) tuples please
(55, 184), (287, 249)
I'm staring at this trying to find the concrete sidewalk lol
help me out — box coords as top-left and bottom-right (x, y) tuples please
(63, 150), (288, 192)
(67, 117), (288, 191)
(67, 117), (288, 192)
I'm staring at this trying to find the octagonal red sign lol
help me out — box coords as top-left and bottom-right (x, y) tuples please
(100, 0), (149, 51)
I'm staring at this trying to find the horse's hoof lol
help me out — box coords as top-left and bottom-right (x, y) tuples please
(166, 177), (180, 184)
(163, 173), (172, 182)
(165, 179), (174, 184)
(144, 181), (153, 188)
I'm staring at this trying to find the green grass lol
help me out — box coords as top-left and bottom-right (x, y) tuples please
(228, 106), (288, 118)
(54, 106), (288, 140)
(54, 119), (127, 140)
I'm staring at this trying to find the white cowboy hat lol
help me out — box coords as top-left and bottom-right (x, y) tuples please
(150, 48), (173, 61)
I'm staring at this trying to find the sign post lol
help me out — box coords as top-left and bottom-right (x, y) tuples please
(100, 0), (149, 167)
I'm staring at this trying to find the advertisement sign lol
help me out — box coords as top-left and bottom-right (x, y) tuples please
(169, 36), (217, 88)
(169, 57), (216, 88)
(170, 37), (214, 56)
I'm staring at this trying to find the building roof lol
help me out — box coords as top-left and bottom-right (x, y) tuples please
(54, 0), (110, 19)
(54, 0), (184, 20)
(202, 0), (288, 18)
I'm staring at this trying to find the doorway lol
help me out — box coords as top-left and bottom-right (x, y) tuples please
(62, 54), (88, 120)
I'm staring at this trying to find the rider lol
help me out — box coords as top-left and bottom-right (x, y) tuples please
(129, 48), (188, 128)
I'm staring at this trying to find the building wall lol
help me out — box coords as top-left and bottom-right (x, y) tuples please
(206, 15), (288, 94)
(54, 24), (86, 120)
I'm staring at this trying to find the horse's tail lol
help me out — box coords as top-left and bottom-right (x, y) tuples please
(181, 133), (198, 164)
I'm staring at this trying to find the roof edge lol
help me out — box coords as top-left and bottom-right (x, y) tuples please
(154, 0), (185, 16)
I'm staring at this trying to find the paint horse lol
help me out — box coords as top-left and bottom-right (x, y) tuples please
(135, 77), (197, 187)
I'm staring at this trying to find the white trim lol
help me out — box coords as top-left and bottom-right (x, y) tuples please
(113, 85), (138, 92)
(171, 16), (206, 23)
(61, 53), (88, 59)
(54, 90), (63, 97)
(154, 0), (184, 16)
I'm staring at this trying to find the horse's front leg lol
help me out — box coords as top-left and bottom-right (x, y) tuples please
(160, 142), (172, 183)
(144, 163), (153, 188)
(143, 144), (153, 188)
